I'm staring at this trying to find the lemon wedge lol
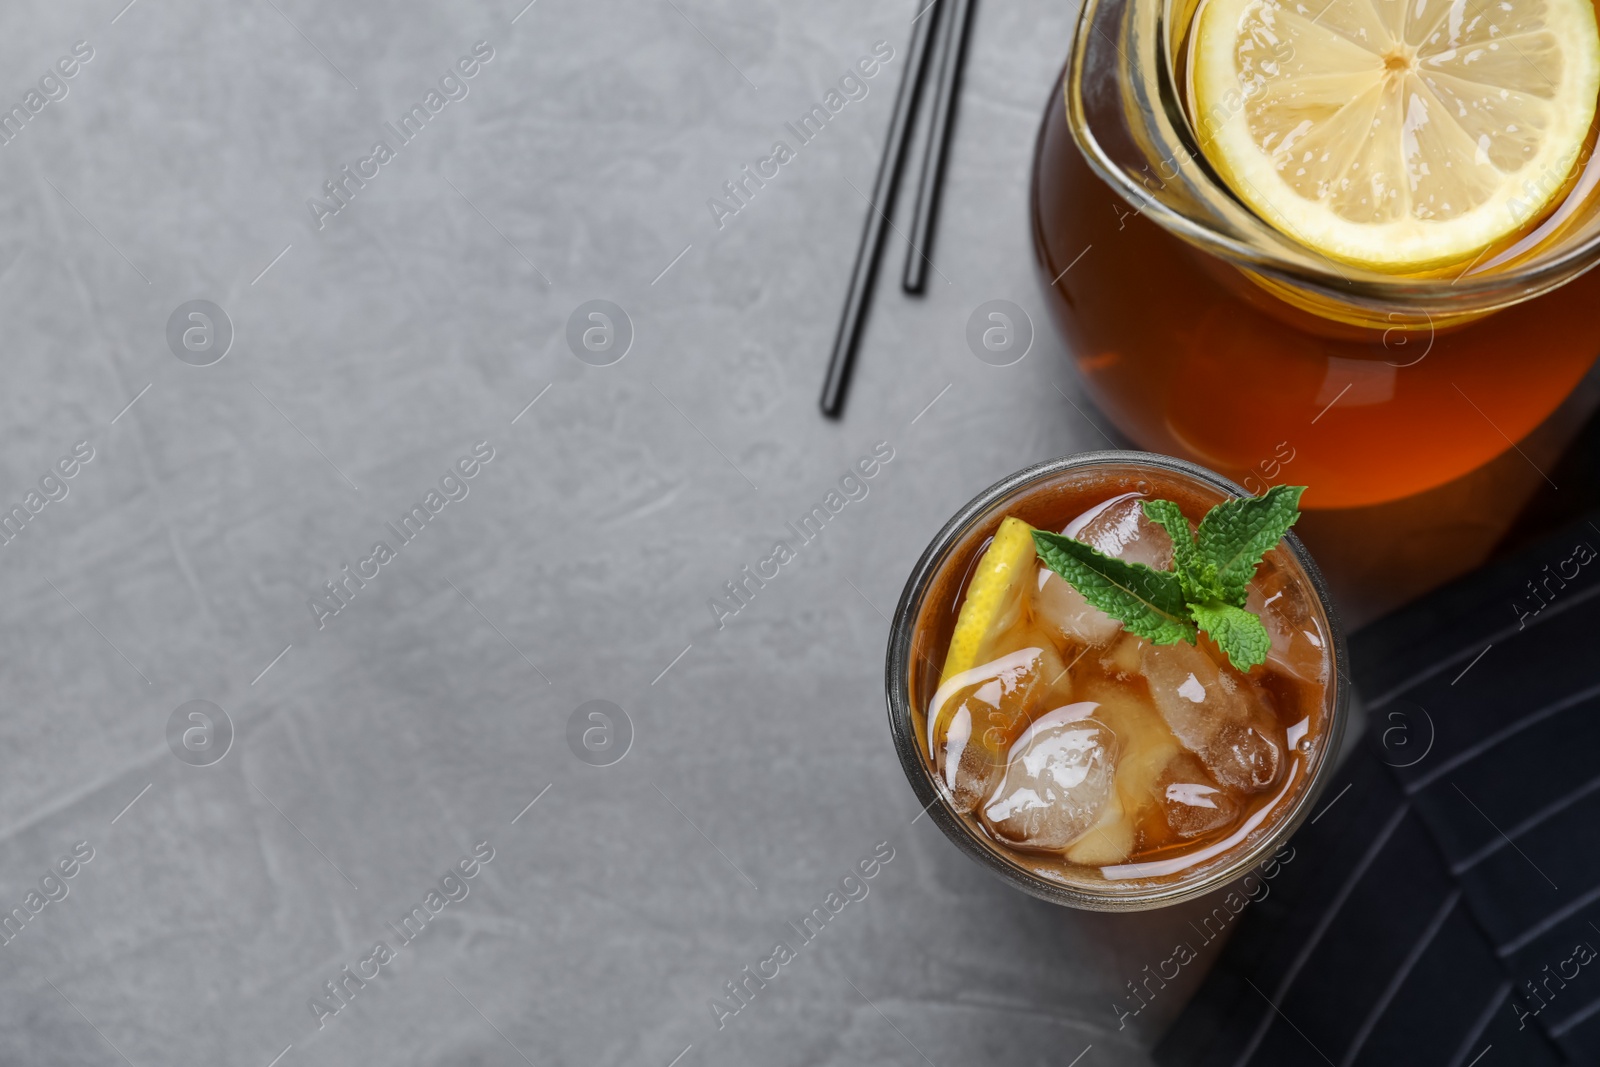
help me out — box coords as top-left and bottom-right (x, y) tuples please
(1191, 0), (1600, 270)
(939, 517), (1039, 686)
(926, 517), (1054, 782)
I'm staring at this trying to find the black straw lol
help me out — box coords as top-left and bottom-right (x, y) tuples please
(903, 0), (974, 293)
(819, 0), (944, 419)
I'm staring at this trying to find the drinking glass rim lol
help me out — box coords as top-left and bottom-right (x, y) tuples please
(883, 450), (1351, 911)
(1064, 0), (1600, 311)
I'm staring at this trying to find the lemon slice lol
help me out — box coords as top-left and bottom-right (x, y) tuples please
(939, 517), (1038, 686)
(926, 516), (1046, 768)
(1191, 0), (1600, 270)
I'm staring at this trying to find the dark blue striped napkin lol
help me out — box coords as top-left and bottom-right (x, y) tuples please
(1157, 511), (1600, 1066)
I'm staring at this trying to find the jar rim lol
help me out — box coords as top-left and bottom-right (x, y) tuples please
(1065, 0), (1600, 318)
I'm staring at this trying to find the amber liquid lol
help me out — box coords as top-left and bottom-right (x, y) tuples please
(912, 465), (1331, 888)
(1031, 76), (1600, 509)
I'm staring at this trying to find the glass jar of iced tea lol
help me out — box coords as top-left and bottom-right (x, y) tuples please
(1034, 0), (1600, 508)
(886, 452), (1348, 909)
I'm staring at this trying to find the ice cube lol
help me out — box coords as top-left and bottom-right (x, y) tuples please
(1246, 571), (1330, 685)
(1140, 641), (1284, 793)
(1034, 566), (1122, 648)
(1158, 753), (1239, 839)
(1069, 493), (1175, 571)
(942, 701), (1001, 814)
(981, 705), (1116, 851)
(934, 643), (1068, 813)
(1032, 493), (1176, 649)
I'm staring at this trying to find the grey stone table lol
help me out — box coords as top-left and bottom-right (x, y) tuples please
(0, 1), (1262, 1064)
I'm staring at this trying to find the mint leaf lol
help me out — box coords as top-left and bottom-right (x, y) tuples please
(1194, 485), (1306, 606)
(1032, 530), (1197, 646)
(1189, 601), (1271, 671)
(1140, 499), (1213, 603)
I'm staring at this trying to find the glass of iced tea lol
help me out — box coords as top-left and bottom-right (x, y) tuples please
(886, 452), (1348, 909)
(1034, 0), (1600, 508)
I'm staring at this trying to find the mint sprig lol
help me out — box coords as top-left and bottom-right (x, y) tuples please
(1030, 485), (1306, 671)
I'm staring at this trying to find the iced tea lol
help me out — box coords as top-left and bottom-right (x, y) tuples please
(889, 454), (1345, 907)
